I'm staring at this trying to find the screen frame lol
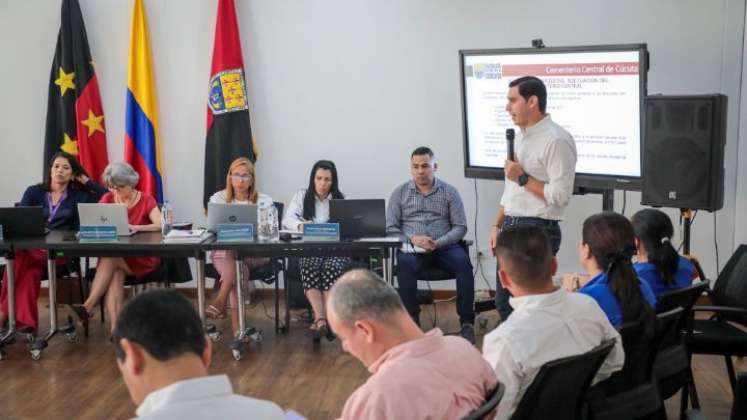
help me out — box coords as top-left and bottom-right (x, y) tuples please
(460, 43), (648, 191)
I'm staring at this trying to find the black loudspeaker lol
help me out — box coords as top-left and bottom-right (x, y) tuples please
(641, 94), (727, 211)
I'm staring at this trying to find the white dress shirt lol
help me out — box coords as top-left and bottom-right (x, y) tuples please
(282, 188), (332, 230)
(500, 114), (577, 220)
(135, 374), (285, 420)
(482, 289), (624, 420)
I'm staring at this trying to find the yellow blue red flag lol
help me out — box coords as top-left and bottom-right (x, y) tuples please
(124, 0), (163, 202)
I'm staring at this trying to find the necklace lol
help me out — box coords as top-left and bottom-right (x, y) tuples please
(116, 190), (139, 208)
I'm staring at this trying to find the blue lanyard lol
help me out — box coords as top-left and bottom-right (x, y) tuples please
(47, 190), (68, 223)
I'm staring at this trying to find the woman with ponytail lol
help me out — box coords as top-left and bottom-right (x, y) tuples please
(577, 212), (656, 327)
(631, 209), (698, 297)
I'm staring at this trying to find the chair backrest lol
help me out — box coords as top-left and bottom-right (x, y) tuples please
(592, 316), (658, 396)
(657, 281), (709, 314)
(510, 338), (617, 420)
(657, 281), (710, 343)
(711, 244), (747, 322)
(462, 382), (505, 420)
(653, 307), (685, 357)
(731, 372), (747, 420)
(653, 307), (691, 400)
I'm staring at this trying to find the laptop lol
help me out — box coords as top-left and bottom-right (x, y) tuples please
(77, 203), (136, 236)
(329, 199), (386, 239)
(0, 207), (47, 239)
(206, 203), (258, 233)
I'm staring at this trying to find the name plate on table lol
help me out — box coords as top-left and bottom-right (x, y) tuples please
(79, 225), (118, 241)
(303, 223), (340, 241)
(216, 223), (254, 242)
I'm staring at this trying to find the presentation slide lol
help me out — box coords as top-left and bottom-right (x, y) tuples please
(463, 50), (643, 178)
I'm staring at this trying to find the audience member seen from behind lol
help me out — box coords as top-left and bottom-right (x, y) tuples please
(282, 160), (350, 343)
(0, 151), (106, 333)
(328, 269), (497, 420)
(206, 157), (273, 334)
(113, 290), (285, 419)
(631, 208), (699, 297)
(71, 162), (162, 335)
(386, 147), (476, 343)
(483, 225), (624, 420)
(577, 211), (657, 327)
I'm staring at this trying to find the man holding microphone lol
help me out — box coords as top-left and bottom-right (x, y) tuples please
(490, 76), (578, 321)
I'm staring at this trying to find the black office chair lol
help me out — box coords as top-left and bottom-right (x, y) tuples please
(416, 240), (471, 281)
(510, 338), (617, 420)
(586, 308), (682, 420)
(731, 373), (747, 420)
(686, 244), (747, 400)
(400, 240), (471, 307)
(654, 281), (710, 419)
(462, 382), (505, 420)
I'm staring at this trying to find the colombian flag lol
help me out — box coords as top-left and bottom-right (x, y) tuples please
(124, 0), (163, 202)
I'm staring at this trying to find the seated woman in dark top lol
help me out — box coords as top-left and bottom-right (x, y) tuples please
(0, 152), (106, 332)
(631, 208), (699, 297)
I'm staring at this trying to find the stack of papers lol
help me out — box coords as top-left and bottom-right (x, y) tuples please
(163, 228), (214, 244)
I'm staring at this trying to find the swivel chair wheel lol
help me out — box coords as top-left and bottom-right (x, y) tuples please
(232, 348), (244, 361)
(208, 330), (223, 343)
(0, 349), (6, 361)
(30, 349), (42, 361)
(66, 332), (79, 343)
(250, 331), (263, 343)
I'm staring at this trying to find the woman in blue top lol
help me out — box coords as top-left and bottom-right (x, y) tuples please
(577, 212), (656, 327)
(0, 152), (106, 331)
(631, 209), (698, 297)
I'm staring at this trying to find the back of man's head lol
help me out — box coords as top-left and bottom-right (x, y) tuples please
(113, 290), (205, 362)
(494, 225), (554, 291)
(329, 269), (405, 327)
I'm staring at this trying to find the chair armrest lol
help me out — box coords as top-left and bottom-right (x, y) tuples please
(692, 305), (747, 316)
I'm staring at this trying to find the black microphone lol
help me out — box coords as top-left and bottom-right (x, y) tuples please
(506, 128), (515, 161)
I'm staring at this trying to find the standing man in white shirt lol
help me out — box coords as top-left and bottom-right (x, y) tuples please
(483, 225), (623, 420)
(489, 76), (577, 320)
(113, 290), (285, 420)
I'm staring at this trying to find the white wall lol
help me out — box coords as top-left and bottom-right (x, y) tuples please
(1, 0), (745, 289)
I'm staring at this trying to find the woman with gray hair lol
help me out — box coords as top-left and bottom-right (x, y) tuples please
(71, 161), (162, 336)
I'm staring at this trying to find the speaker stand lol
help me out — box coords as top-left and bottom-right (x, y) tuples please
(681, 209), (694, 254)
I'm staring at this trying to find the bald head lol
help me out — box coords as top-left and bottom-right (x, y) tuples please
(328, 269), (406, 327)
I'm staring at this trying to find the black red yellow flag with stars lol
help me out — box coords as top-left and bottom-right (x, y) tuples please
(203, 0), (257, 208)
(44, 0), (109, 183)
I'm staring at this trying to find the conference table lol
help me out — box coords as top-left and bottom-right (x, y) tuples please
(0, 231), (400, 361)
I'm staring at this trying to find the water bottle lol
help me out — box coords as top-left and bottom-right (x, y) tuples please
(257, 201), (279, 241)
(161, 200), (173, 235)
(267, 204), (279, 241)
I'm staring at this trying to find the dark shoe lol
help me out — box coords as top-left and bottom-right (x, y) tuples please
(460, 323), (476, 345)
(320, 319), (336, 342)
(70, 305), (90, 337)
(310, 319), (323, 343)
